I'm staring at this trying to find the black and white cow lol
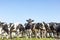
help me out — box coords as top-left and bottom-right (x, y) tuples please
(8, 22), (25, 38)
(46, 22), (60, 38)
(0, 22), (9, 39)
(36, 22), (46, 38)
(8, 23), (16, 39)
(46, 22), (54, 37)
(31, 22), (47, 38)
(16, 23), (25, 37)
(32, 23), (42, 38)
(41, 22), (52, 38)
(25, 19), (34, 38)
(52, 23), (60, 38)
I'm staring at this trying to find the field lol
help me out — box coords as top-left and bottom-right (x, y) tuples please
(0, 38), (55, 40)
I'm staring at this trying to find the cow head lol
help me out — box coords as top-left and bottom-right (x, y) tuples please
(26, 19), (34, 23)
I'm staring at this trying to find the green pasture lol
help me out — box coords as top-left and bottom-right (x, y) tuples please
(0, 38), (55, 40)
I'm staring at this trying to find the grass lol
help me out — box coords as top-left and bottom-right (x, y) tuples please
(0, 38), (55, 40)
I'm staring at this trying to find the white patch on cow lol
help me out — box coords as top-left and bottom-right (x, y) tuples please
(11, 32), (16, 38)
(43, 26), (45, 29)
(8, 24), (10, 31)
(0, 27), (2, 38)
(17, 29), (20, 35)
(47, 33), (50, 37)
(14, 22), (20, 30)
(50, 33), (54, 37)
(47, 23), (50, 27)
(11, 24), (14, 27)
(37, 32), (40, 37)
(3, 22), (7, 25)
(54, 24), (56, 26)
(42, 22), (44, 27)
(0, 27), (2, 34)
(42, 22), (45, 30)
(17, 29), (19, 32)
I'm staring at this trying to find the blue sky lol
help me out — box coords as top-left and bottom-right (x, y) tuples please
(0, 0), (60, 24)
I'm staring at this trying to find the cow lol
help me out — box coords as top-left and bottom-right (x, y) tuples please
(0, 22), (3, 38)
(41, 22), (53, 38)
(8, 23), (16, 39)
(31, 22), (47, 38)
(8, 22), (25, 38)
(52, 23), (60, 38)
(25, 19), (34, 38)
(46, 22), (54, 38)
(47, 22), (60, 38)
(31, 23), (42, 38)
(0, 22), (9, 39)
(34, 22), (47, 38)
(16, 24), (25, 38)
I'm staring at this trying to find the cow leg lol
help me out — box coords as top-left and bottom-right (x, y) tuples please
(43, 30), (46, 38)
(1, 31), (5, 39)
(53, 32), (57, 38)
(34, 29), (38, 38)
(29, 32), (32, 38)
(49, 32), (54, 38)
(34, 30), (37, 38)
(21, 31), (23, 37)
(41, 31), (43, 38)
(36, 32), (40, 38)
(57, 32), (60, 38)
(41, 30), (46, 38)
(44, 30), (46, 38)
(22, 31), (25, 37)
(1, 31), (9, 39)
(36, 30), (41, 38)
(25, 29), (32, 38)
(8, 30), (12, 39)
(29, 29), (32, 38)
(19, 31), (23, 37)
(46, 32), (50, 37)
(25, 30), (28, 38)
(6, 35), (9, 39)
(21, 31), (25, 38)
(41, 30), (45, 38)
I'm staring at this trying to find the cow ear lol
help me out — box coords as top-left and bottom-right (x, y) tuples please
(32, 20), (34, 22)
(26, 20), (29, 22)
